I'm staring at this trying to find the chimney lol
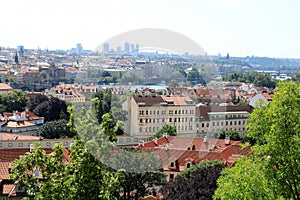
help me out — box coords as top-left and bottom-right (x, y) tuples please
(153, 137), (158, 145)
(225, 136), (230, 145)
(163, 133), (168, 138)
(204, 135), (207, 144)
(164, 144), (169, 151)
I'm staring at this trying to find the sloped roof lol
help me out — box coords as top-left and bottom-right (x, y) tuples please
(0, 83), (13, 90)
(0, 134), (40, 141)
(133, 95), (164, 106)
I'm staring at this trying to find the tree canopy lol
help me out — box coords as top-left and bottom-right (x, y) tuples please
(33, 97), (69, 122)
(108, 148), (166, 200)
(162, 160), (225, 200)
(222, 71), (277, 88)
(214, 81), (300, 200)
(0, 89), (28, 113)
(10, 139), (123, 200)
(149, 124), (177, 140)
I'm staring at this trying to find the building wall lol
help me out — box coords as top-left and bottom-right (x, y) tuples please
(196, 111), (249, 133)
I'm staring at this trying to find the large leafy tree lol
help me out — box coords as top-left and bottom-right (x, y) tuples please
(0, 89), (28, 112)
(10, 140), (123, 200)
(162, 160), (224, 200)
(27, 94), (49, 111)
(214, 81), (300, 200)
(150, 124), (177, 140)
(33, 97), (69, 122)
(40, 119), (74, 139)
(213, 156), (276, 200)
(108, 148), (166, 200)
(93, 89), (112, 124)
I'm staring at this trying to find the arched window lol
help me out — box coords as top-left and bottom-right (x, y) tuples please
(186, 162), (191, 168)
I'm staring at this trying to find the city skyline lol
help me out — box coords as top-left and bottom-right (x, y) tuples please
(1, 0), (300, 58)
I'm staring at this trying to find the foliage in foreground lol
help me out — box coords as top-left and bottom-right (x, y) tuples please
(214, 81), (300, 200)
(10, 140), (123, 200)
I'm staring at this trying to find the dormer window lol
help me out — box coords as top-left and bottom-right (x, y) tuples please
(186, 162), (191, 169)
(170, 161), (175, 168)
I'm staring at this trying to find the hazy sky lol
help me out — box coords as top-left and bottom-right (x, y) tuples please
(1, 0), (299, 58)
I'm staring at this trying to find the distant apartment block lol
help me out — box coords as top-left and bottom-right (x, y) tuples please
(125, 95), (196, 136)
(195, 104), (253, 133)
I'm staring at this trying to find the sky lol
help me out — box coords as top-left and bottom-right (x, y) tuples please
(0, 0), (300, 58)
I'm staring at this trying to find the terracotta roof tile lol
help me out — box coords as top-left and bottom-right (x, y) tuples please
(133, 95), (164, 106)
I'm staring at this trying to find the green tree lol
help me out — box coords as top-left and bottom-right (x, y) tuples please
(10, 140), (123, 200)
(150, 124), (177, 140)
(214, 156), (276, 200)
(162, 160), (224, 200)
(27, 94), (49, 111)
(214, 81), (300, 200)
(0, 89), (28, 112)
(292, 72), (300, 83)
(40, 119), (74, 139)
(33, 97), (69, 122)
(109, 148), (166, 200)
(93, 89), (112, 123)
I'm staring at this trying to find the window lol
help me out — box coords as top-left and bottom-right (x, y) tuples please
(169, 110), (173, 115)
(146, 110), (148, 115)
(169, 118), (172, 122)
(149, 119), (151, 123)
(175, 110), (177, 114)
(178, 118), (180, 122)
(157, 110), (159, 115)
(186, 162), (191, 168)
(153, 119), (155, 123)
(140, 119), (143, 123)
(145, 119), (148, 123)
(170, 161), (175, 168)
(202, 123), (204, 127)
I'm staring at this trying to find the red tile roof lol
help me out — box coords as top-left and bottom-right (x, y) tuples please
(0, 134), (40, 141)
(161, 96), (193, 106)
(133, 95), (164, 106)
(3, 111), (42, 121)
(137, 136), (251, 172)
(0, 83), (13, 90)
